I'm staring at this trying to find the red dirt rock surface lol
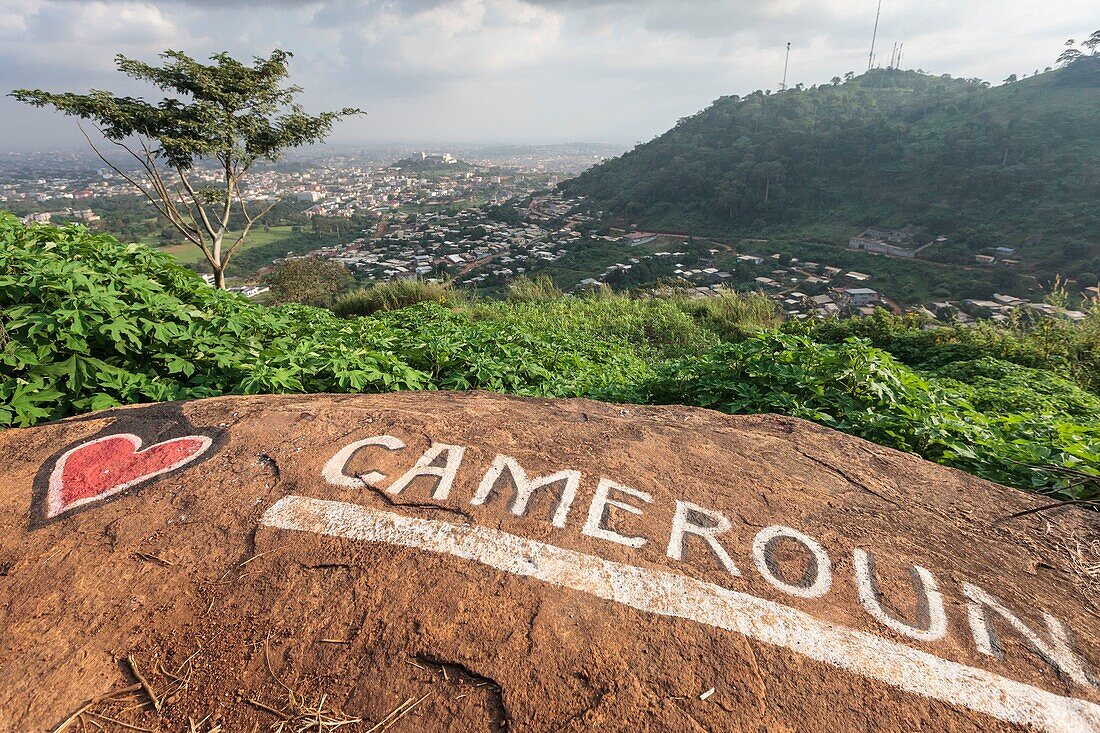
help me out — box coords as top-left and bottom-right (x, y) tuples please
(0, 392), (1097, 732)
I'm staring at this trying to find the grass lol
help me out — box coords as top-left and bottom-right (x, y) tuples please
(505, 274), (564, 302)
(152, 226), (300, 267)
(675, 288), (784, 338)
(332, 279), (460, 317)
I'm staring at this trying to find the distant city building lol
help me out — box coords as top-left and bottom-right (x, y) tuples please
(624, 232), (657, 246)
(849, 225), (919, 257)
(837, 287), (879, 306)
(847, 225), (929, 258)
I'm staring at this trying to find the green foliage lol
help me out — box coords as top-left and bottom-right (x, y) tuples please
(562, 64), (1100, 275)
(674, 288), (783, 339)
(333, 280), (456, 317)
(505, 275), (564, 302)
(265, 256), (351, 306)
(932, 358), (1100, 419)
(803, 309), (1100, 393)
(10, 49), (363, 288)
(644, 334), (1099, 499)
(0, 215), (425, 423)
(1, 216), (1096, 501)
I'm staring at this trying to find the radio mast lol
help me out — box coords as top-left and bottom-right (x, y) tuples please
(868, 0), (882, 71)
(780, 42), (791, 90)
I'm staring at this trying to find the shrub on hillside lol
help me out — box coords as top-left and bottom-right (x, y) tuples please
(645, 333), (1100, 498)
(803, 309), (1100, 394)
(676, 288), (784, 338)
(505, 275), (564, 302)
(266, 256), (352, 306)
(332, 279), (456, 317)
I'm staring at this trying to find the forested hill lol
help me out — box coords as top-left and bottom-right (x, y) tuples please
(561, 61), (1100, 275)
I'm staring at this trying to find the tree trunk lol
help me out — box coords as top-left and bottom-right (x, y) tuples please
(211, 231), (227, 289)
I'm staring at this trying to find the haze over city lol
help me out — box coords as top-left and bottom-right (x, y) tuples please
(1, 0), (1096, 151)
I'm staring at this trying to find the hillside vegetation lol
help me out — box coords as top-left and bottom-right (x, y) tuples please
(562, 61), (1100, 276)
(2, 215), (1098, 502)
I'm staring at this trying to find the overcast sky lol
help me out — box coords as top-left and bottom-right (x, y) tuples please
(1, 0), (1095, 151)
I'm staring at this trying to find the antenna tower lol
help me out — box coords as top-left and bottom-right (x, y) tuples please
(780, 42), (791, 91)
(868, 0), (882, 71)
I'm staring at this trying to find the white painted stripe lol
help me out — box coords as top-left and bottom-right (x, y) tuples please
(260, 495), (1100, 733)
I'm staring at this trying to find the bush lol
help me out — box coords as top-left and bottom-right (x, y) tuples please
(675, 288), (784, 338)
(505, 274), (563, 302)
(265, 256), (351, 306)
(802, 308), (1100, 394)
(645, 333), (1099, 499)
(932, 358), (1100, 419)
(332, 279), (456, 317)
(0, 216), (428, 424)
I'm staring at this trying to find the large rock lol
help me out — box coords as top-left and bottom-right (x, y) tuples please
(0, 392), (1097, 732)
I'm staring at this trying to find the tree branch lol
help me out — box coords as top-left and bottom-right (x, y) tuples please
(78, 125), (202, 248)
(175, 165), (219, 243)
(224, 191), (278, 262)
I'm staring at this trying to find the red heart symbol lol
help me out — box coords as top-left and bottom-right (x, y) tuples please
(47, 433), (213, 519)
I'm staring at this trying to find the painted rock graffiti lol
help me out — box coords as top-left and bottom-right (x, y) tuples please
(0, 392), (1097, 732)
(28, 403), (223, 528)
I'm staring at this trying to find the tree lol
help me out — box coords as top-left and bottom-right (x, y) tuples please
(1057, 48), (1084, 67)
(1085, 30), (1100, 55)
(830, 76), (842, 86)
(1003, 74), (1018, 84)
(11, 50), (362, 289)
(265, 256), (351, 305)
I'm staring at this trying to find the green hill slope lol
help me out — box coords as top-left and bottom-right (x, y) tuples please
(562, 61), (1100, 276)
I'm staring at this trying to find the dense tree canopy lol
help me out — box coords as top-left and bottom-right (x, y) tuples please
(562, 61), (1100, 275)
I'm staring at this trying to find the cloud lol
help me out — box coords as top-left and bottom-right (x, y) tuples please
(318, 0), (562, 75)
(0, 0), (1097, 151)
(3, 1), (185, 64)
